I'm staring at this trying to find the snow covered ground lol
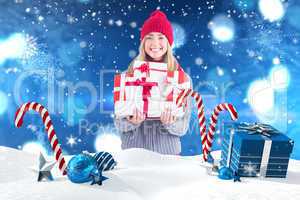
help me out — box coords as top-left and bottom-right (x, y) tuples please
(1, 146), (300, 200)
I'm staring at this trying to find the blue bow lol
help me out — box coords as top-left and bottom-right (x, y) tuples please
(236, 123), (279, 137)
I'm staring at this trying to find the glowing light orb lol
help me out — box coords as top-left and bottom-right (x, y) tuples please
(22, 141), (48, 155)
(0, 91), (8, 114)
(247, 80), (274, 114)
(209, 15), (235, 42)
(129, 50), (137, 58)
(115, 20), (123, 26)
(172, 23), (186, 50)
(212, 26), (234, 42)
(216, 66), (224, 76)
(94, 134), (121, 153)
(259, 0), (285, 22)
(195, 57), (203, 66)
(269, 65), (290, 90)
(130, 21), (137, 28)
(272, 57), (280, 65)
(0, 33), (37, 64)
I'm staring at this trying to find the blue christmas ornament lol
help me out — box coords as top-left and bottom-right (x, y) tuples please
(66, 151), (116, 184)
(93, 151), (117, 171)
(218, 167), (234, 180)
(67, 153), (98, 183)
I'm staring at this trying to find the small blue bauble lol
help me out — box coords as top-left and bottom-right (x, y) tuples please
(218, 167), (234, 180)
(67, 154), (97, 183)
(93, 151), (117, 171)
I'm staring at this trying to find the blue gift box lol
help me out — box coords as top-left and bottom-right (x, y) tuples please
(220, 123), (294, 178)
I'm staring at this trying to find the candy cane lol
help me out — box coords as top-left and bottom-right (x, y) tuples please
(176, 89), (207, 160)
(205, 103), (238, 160)
(15, 102), (67, 175)
(176, 89), (238, 161)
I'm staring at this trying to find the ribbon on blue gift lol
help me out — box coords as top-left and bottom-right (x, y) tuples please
(236, 122), (280, 137)
(225, 123), (279, 177)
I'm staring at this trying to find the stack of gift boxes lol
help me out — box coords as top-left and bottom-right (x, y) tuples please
(220, 122), (294, 178)
(113, 61), (191, 119)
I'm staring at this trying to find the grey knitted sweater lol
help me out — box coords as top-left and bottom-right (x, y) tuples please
(114, 76), (192, 155)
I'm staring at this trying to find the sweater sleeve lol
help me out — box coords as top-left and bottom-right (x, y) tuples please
(114, 116), (141, 133)
(163, 75), (193, 137)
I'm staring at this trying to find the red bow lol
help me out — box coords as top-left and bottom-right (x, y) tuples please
(136, 63), (150, 73)
(125, 77), (158, 117)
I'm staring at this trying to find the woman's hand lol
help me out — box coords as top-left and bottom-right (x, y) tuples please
(126, 108), (146, 125)
(160, 108), (177, 125)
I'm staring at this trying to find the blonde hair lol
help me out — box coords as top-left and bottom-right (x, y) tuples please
(127, 38), (178, 73)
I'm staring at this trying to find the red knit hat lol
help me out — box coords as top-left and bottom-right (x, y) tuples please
(140, 10), (174, 45)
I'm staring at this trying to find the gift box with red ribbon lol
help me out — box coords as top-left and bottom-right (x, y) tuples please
(113, 61), (191, 119)
(132, 60), (168, 80)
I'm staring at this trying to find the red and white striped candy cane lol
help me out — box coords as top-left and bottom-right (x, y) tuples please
(176, 89), (238, 161)
(176, 89), (207, 160)
(204, 103), (238, 160)
(15, 102), (67, 175)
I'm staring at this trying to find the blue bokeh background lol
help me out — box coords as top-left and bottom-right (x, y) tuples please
(0, 0), (299, 159)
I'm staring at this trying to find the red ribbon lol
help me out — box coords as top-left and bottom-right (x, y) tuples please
(134, 62), (167, 77)
(135, 63), (150, 74)
(125, 77), (158, 117)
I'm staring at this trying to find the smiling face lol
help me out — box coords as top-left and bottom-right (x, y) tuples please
(144, 32), (168, 61)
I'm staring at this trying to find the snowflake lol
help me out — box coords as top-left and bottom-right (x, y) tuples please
(246, 49), (256, 57)
(67, 15), (77, 24)
(79, 41), (87, 48)
(130, 21), (137, 28)
(242, 162), (257, 176)
(195, 57), (203, 66)
(216, 66), (224, 76)
(38, 16), (44, 22)
(292, 38), (298, 44)
(108, 19), (114, 25)
(129, 50), (137, 58)
(115, 19), (123, 26)
(66, 135), (78, 148)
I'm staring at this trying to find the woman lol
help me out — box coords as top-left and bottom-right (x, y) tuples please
(114, 10), (192, 155)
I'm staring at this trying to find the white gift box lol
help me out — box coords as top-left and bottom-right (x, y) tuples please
(113, 62), (191, 119)
(132, 60), (168, 81)
(114, 100), (182, 119)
